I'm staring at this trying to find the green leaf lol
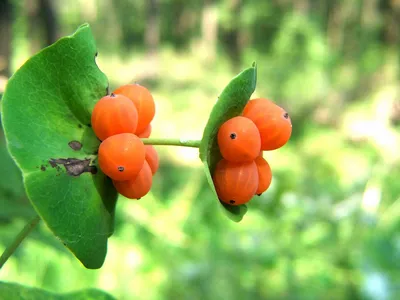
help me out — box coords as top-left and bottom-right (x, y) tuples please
(199, 63), (257, 222)
(0, 282), (116, 300)
(1, 24), (117, 269)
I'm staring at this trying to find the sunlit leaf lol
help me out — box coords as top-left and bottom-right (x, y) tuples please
(1, 24), (117, 269)
(199, 63), (257, 222)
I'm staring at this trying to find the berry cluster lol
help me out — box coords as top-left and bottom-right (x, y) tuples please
(214, 98), (292, 206)
(91, 84), (159, 199)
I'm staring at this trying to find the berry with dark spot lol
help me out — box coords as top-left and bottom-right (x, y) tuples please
(217, 116), (261, 162)
(113, 161), (153, 199)
(98, 133), (145, 181)
(213, 159), (258, 206)
(243, 98), (292, 151)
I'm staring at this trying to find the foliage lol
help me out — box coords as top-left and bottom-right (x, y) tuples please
(2, 24), (117, 269)
(1, 0), (399, 299)
(0, 282), (115, 300)
(200, 63), (256, 221)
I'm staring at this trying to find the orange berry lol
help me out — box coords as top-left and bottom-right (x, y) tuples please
(137, 124), (152, 138)
(145, 145), (159, 174)
(254, 155), (272, 195)
(213, 159), (258, 206)
(242, 98), (292, 151)
(113, 161), (153, 199)
(98, 133), (145, 181)
(217, 116), (261, 162)
(113, 84), (156, 134)
(91, 94), (138, 141)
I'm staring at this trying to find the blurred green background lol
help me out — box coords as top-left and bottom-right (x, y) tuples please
(1, 0), (400, 299)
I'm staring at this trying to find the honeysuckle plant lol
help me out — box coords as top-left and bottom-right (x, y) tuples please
(0, 24), (257, 272)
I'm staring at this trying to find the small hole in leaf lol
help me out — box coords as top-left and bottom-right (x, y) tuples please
(229, 200), (235, 204)
(230, 133), (237, 139)
(118, 166), (124, 172)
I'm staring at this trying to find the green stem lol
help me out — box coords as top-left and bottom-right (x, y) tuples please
(141, 138), (201, 148)
(0, 214), (41, 269)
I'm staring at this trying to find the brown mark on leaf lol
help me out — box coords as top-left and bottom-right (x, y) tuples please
(40, 165), (46, 171)
(68, 140), (82, 151)
(49, 160), (62, 172)
(78, 124), (83, 129)
(49, 158), (97, 176)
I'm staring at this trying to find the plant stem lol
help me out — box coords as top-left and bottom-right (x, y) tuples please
(0, 214), (41, 269)
(141, 138), (201, 148)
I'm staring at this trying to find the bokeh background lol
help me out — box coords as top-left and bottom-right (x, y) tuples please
(1, 0), (400, 299)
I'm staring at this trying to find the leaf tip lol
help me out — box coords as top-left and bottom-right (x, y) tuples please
(77, 23), (90, 30)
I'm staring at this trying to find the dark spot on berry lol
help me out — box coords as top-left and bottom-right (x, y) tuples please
(118, 166), (124, 172)
(283, 112), (289, 119)
(230, 133), (237, 139)
(229, 200), (235, 204)
(68, 141), (82, 151)
(110, 93), (115, 97)
(257, 193), (262, 196)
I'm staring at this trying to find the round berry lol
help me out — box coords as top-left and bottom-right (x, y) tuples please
(91, 94), (138, 141)
(255, 155), (272, 195)
(242, 98), (292, 151)
(145, 145), (159, 175)
(113, 161), (153, 199)
(217, 116), (261, 162)
(113, 84), (156, 134)
(213, 159), (258, 206)
(137, 124), (152, 138)
(98, 133), (145, 181)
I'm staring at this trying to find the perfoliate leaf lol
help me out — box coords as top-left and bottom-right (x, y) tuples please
(1, 24), (117, 269)
(199, 63), (257, 222)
